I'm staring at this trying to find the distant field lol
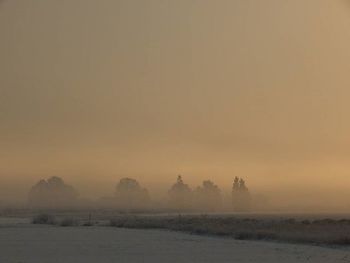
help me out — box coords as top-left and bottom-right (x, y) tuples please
(1, 211), (350, 262)
(4, 208), (350, 246)
(4, 207), (350, 219)
(109, 215), (350, 246)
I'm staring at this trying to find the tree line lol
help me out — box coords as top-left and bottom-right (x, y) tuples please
(28, 175), (251, 212)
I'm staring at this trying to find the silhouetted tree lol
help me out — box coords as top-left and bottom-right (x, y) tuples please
(114, 178), (150, 210)
(232, 176), (251, 212)
(233, 176), (240, 191)
(239, 178), (248, 191)
(194, 180), (222, 211)
(168, 175), (192, 210)
(28, 176), (78, 208)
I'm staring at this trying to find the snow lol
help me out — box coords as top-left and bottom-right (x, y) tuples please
(0, 222), (349, 263)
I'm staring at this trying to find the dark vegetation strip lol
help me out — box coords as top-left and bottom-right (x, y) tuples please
(31, 213), (350, 246)
(32, 213), (94, 227)
(109, 215), (350, 246)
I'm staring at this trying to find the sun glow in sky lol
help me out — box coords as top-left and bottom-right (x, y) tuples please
(1, 0), (350, 209)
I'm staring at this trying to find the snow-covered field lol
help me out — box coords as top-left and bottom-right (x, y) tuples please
(0, 219), (349, 263)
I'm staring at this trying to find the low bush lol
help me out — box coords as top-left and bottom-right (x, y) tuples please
(32, 214), (56, 225)
(59, 218), (79, 227)
(82, 221), (95, 226)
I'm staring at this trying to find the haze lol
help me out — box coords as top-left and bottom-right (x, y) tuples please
(1, 0), (350, 211)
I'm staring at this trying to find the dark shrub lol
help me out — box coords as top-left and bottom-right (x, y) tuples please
(283, 218), (296, 224)
(301, 220), (311, 225)
(330, 237), (350, 245)
(110, 218), (127, 227)
(60, 218), (79, 227)
(82, 221), (95, 226)
(235, 232), (255, 240)
(32, 214), (56, 225)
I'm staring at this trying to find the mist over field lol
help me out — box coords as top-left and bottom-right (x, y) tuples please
(0, 174), (349, 213)
(2, 0), (350, 213)
(2, 1), (350, 262)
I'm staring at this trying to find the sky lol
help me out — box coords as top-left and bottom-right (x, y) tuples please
(1, 0), (350, 209)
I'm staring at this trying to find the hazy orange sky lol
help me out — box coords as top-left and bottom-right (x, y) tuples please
(1, 0), (350, 208)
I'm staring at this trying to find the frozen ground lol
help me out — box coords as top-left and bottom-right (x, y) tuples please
(0, 220), (350, 263)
